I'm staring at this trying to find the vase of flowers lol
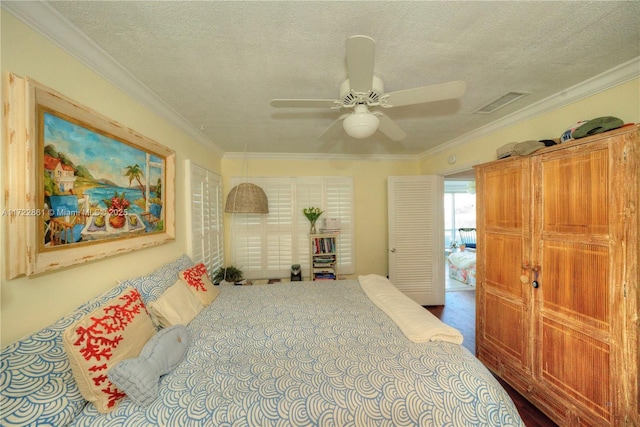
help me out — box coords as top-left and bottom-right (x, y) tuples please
(303, 207), (324, 234)
(104, 191), (131, 229)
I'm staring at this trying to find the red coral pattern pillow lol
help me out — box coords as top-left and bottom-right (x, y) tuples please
(63, 286), (156, 413)
(178, 263), (220, 306)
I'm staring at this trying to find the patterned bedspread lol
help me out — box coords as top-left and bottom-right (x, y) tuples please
(65, 280), (522, 426)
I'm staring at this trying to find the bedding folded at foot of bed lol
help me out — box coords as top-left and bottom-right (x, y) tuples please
(358, 274), (463, 345)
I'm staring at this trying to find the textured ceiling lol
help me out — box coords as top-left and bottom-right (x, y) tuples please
(6, 1), (640, 157)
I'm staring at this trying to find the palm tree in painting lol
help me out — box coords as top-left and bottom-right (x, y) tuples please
(156, 177), (162, 200)
(124, 164), (145, 201)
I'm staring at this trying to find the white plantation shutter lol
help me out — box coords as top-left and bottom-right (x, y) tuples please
(229, 209), (263, 276)
(186, 161), (224, 276)
(230, 178), (292, 276)
(229, 176), (354, 279)
(325, 178), (354, 273)
(265, 179), (294, 273)
(295, 178), (324, 275)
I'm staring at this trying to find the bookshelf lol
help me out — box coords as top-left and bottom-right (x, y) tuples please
(309, 233), (338, 281)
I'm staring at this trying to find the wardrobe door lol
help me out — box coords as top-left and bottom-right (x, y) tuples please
(532, 142), (613, 425)
(532, 132), (637, 425)
(476, 158), (532, 389)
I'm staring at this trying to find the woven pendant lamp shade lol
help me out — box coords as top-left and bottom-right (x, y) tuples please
(225, 183), (269, 213)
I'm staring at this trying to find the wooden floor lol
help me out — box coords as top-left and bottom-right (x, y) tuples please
(426, 289), (558, 427)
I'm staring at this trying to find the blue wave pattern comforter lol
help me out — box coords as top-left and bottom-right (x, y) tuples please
(67, 280), (523, 426)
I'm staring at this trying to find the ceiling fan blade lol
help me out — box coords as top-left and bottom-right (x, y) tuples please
(346, 35), (375, 93)
(318, 114), (349, 142)
(384, 80), (467, 107)
(270, 99), (340, 108)
(377, 113), (407, 141)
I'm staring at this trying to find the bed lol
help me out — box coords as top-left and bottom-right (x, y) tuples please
(0, 255), (522, 426)
(447, 251), (477, 286)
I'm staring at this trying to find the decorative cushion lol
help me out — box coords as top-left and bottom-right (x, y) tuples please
(62, 286), (157, 413)
(148, 280), (204, 328)
(178, 263), (220, 306)
(124, 254), (194, 307)
(107, 325), (189, 407)
(0, 282), (136, 426)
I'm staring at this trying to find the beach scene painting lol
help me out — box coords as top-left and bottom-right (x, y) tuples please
(42, 110), (165, 248)
(4, 74), (175, 277)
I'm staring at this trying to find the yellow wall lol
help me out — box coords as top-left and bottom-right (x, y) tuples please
(0, 11), (222, 346)
(221, 158), (421, 279)
(420, 78), (640, 175)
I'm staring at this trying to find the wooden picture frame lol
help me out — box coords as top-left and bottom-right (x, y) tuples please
(3, 73), (175, 278)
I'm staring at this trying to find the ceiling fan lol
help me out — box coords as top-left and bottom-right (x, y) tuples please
(270, 35), (466, 141)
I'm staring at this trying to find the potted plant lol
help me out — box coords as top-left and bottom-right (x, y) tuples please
(212, 265), (243, 285)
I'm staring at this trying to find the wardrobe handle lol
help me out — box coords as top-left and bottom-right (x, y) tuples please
(521, 263), (541, 288)
(531, 265), (540, 289)
(521, 262), (531, 284)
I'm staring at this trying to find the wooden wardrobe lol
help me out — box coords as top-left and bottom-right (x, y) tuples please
(475, 125), (638, 426)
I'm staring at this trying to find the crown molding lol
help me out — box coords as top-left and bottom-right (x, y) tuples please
(222, 152), (419, 162)
(1, 0), (223, 156)
(420, 56), (640, 159)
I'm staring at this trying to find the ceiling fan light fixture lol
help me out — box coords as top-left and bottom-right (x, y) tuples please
(343, 105), (380, 139)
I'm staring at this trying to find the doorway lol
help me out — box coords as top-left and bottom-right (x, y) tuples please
(444, 170), (476, 292)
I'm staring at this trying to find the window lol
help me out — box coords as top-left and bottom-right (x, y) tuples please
(444, 180), (476, 248)
(229, 176), (354, 279)
(185, 161), (224, 275)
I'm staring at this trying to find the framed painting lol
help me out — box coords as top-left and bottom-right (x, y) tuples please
(3, 73), (175, 278)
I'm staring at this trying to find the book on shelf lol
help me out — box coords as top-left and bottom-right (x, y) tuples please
(314, 273), (336, 280)
(312, 237), (336, 254)
(313, 268), (335, 273)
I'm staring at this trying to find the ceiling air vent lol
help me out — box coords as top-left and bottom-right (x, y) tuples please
(475, 91), (529, 114)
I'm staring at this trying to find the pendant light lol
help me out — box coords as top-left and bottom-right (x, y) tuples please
(225, 182), (269, 213)
(225, 144), (269, 213)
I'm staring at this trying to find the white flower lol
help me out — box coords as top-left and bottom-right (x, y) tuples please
(303, 207), (324, 222)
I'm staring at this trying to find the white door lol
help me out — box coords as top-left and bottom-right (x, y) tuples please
(388, 175), (444, 305)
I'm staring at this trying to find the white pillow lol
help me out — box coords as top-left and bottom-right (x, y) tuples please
(148, 280), (204, 328)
